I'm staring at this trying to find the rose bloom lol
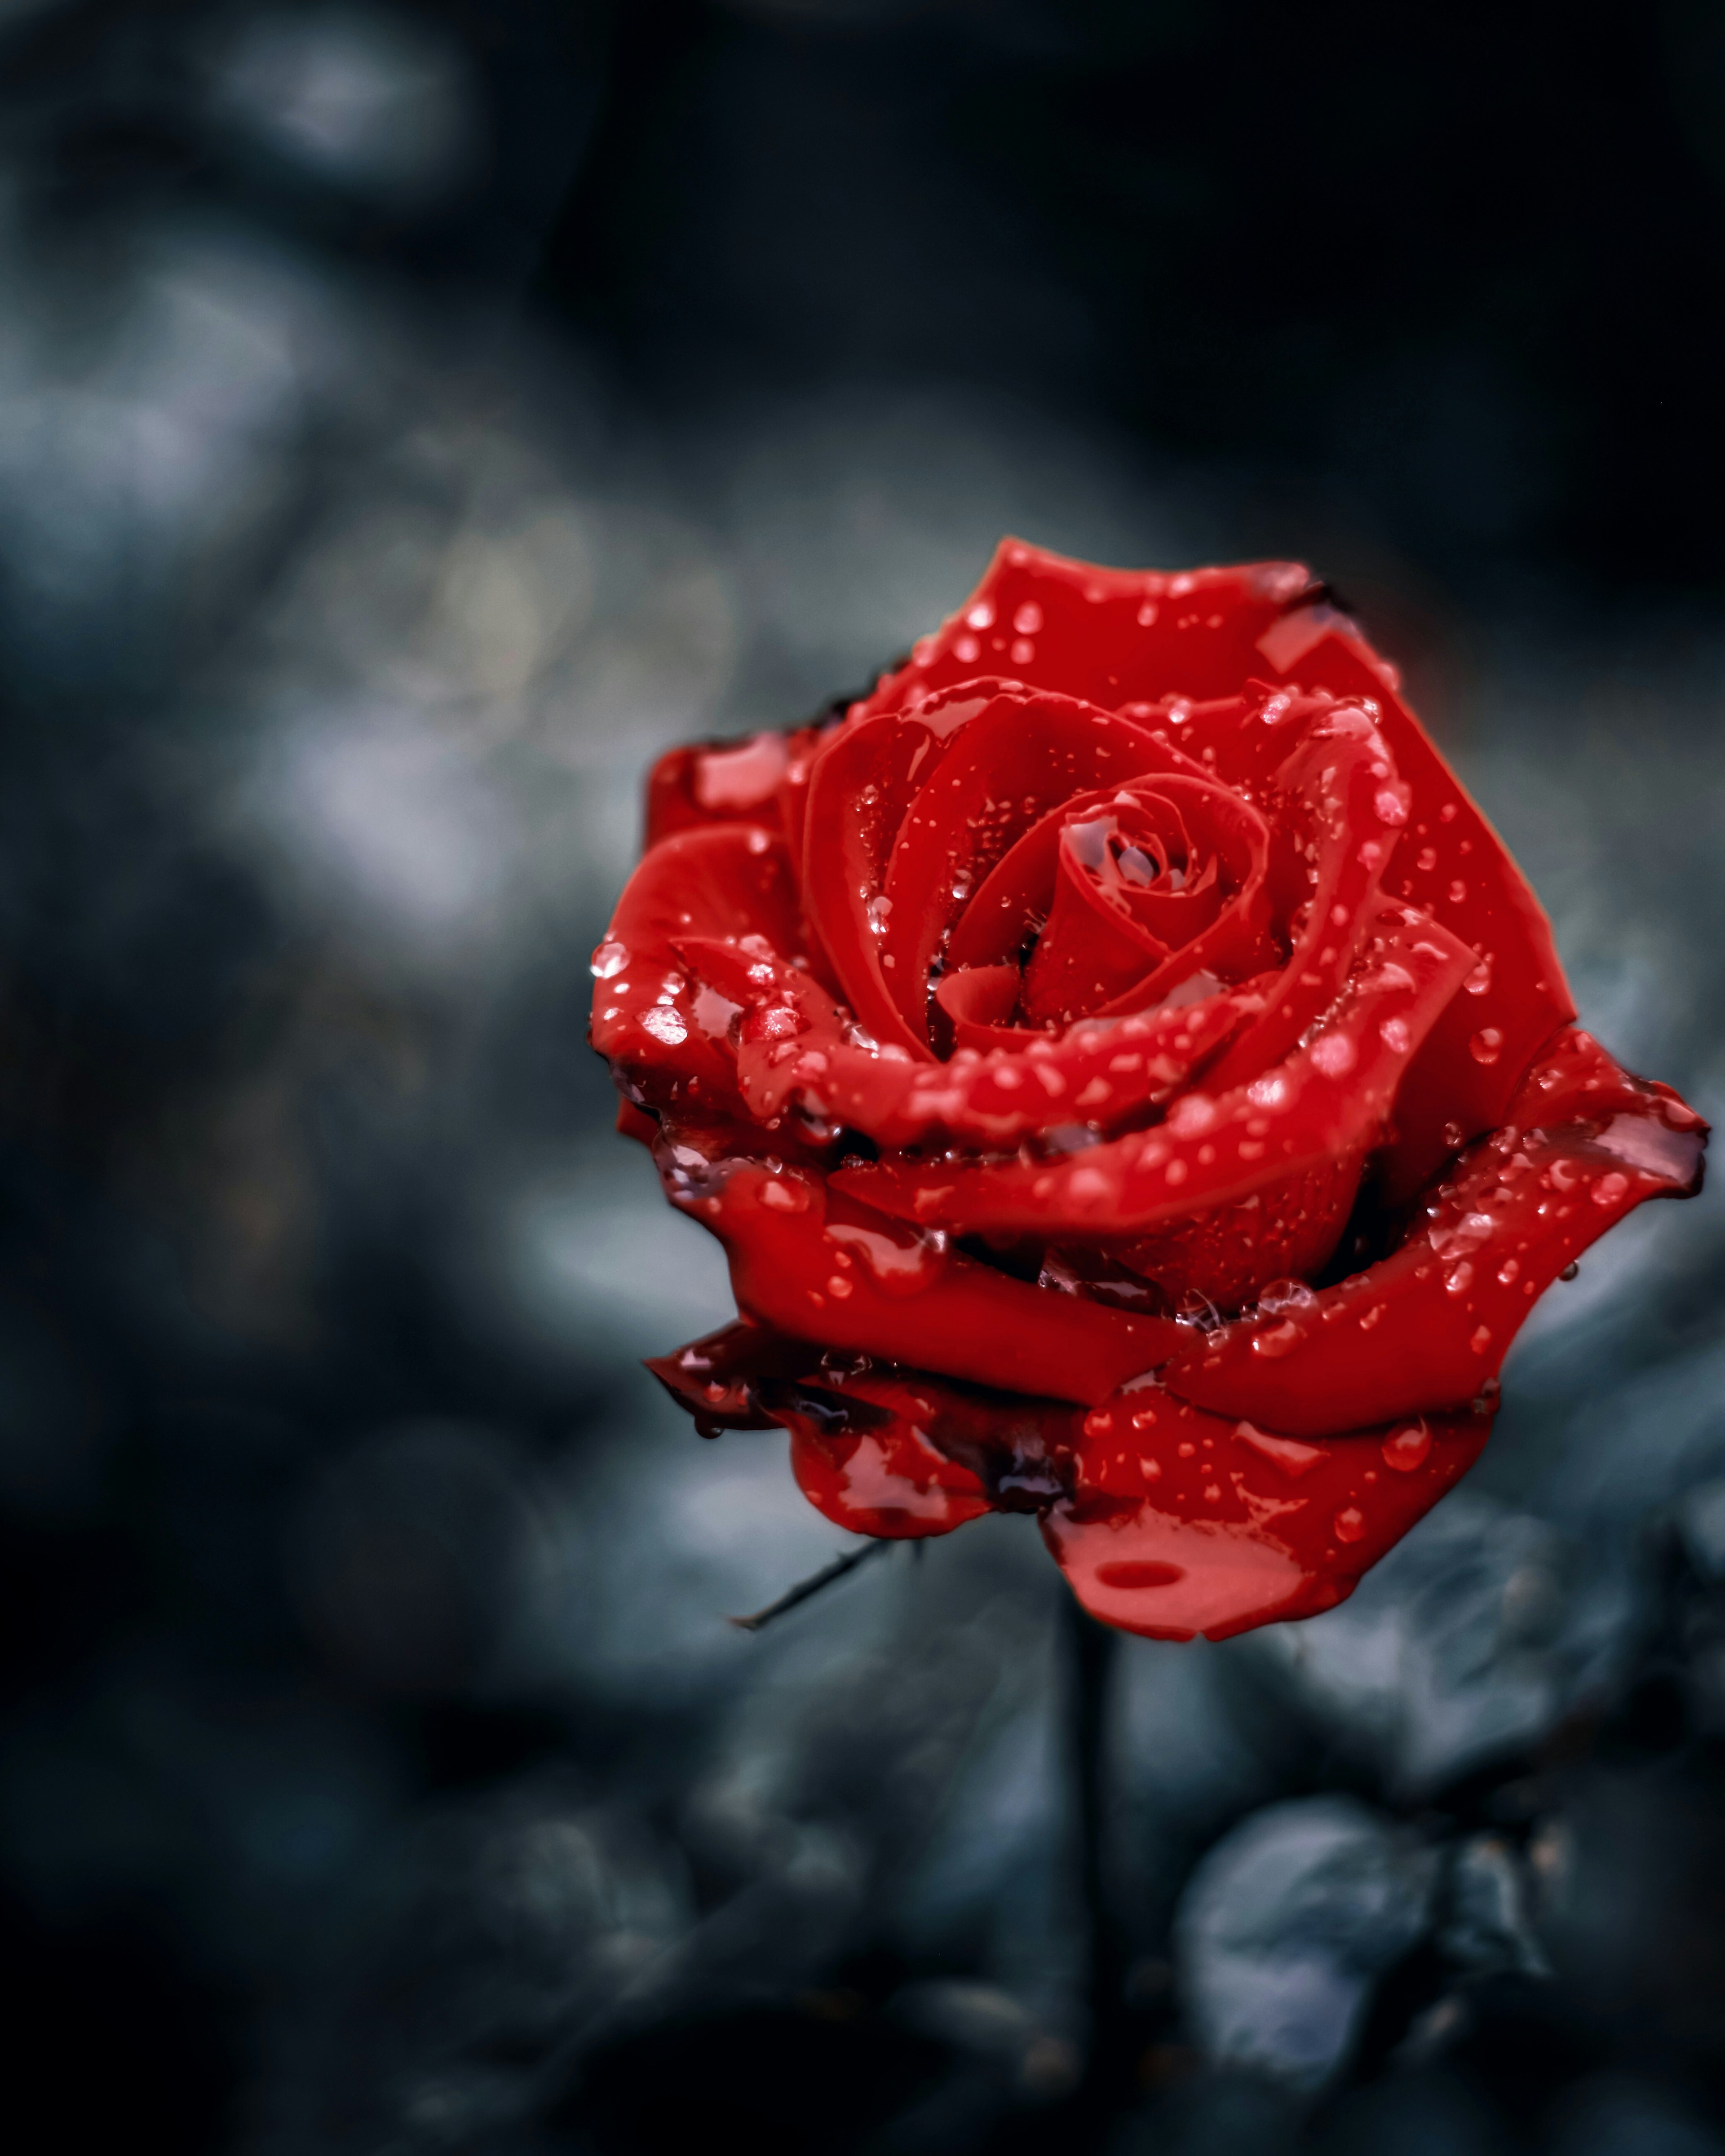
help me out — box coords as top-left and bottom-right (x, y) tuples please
(590, 543), (1706, 1640)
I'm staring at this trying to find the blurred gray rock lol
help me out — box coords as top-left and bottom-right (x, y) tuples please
(1175, 1794), (1438, 2092)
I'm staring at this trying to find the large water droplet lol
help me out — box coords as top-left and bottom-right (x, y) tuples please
(590, 940), (629, 979)
(1381, 1422), (1431, 1472)
(1469, 1028), (1503, 1065)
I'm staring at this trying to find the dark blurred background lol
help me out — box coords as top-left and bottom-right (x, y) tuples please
(2, 3), (1724, 2151)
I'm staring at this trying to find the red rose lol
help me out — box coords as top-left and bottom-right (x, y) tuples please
(590, 541), (1707, 1641)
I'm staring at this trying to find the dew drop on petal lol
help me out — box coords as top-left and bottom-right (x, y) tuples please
(1310, 1033), (1356, 1077)
(1334, 1506), (1366, 1543)
(1381, 1423), (1432, 1472)
(1013, 601), (1043, 636)
(591, 940), (629, 979)
(1380, 1016), (1411, 1053)
(1592, 1171), (1630, 1206)
(1470, 1324), (1493, 1353)
(1449, 880), (1468, 905)
(1469, 1027), (1504, 1065)
(640, 1008), (688, 1045)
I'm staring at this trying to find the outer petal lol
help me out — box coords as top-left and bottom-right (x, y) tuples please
(1041, 1392), (1492, 1641)
(1240, 617), (1573, 1195)
(1159, 1028), (1708, 1436)
(683, 1161), (1183, 1405)
(777, 1371), (993, 1538)
(590, 824), (803, 1104)
(850, 539), (1314, 722)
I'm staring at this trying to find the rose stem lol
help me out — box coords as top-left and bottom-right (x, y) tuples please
(725, 1536), (893, 1631)
(1063, 1586), (1129, 2103)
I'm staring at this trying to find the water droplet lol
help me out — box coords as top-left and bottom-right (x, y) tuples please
(1449, 880), (1468, 905)
(1464, 956), (1493, 995)
(1446, 1261), (1474, 1294)
(1257, 1278), (1318, 1316)
(1560, 1260), (1579, 1280)
(1013, 601), (1043, 635)
(1381, 1422), (1431, 1472)
(590, 940), (629, 979)
(1374, 788), (1407, 826)
(1010, 638), (1036, 665)
(1380, 1016), (1411, 1053)
(1251, 1320), (1305, 1359)
(954, 634), (980, 663)
(1592, 1171), (1630, 1206)
(1310, 1033), (1356, 1078)
(1470, 1324), (1493, 1354)
(1469, 1027), (1504, 1065)
(1083, 1408), (1114, 1437)
(1416, 846), (1437, 872)
(1333, 1506), (1366, 1543)
(867, 893), (893, 935)
(640, 1007), (687, 1046)
(1442, 1120), (1465, 1148)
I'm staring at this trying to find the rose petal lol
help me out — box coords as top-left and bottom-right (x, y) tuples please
(1160, 1028), (1708, 1436)
(834, 912), (1473, 1237)
(850, 540), (1310, 721)
(783, 1391), (992, 1538)
(676, 932), (1261, 1148)
(590, 824), (803, 1101)
(800, 687), (1008, 1059)
(1199, 701), (1417, 1093)
(1042, 1395), (1491, 1641)
(1254, 628), (1575, 1196)
(875, 689), (1212, 1039)
(692, 1164), (1183, 1405)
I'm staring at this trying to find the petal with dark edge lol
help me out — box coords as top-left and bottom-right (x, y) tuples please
(1158, 1029), (1708, 1436)
(689, 1162), (1184, 1405)
(1043, 1395), (1491, 1640)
